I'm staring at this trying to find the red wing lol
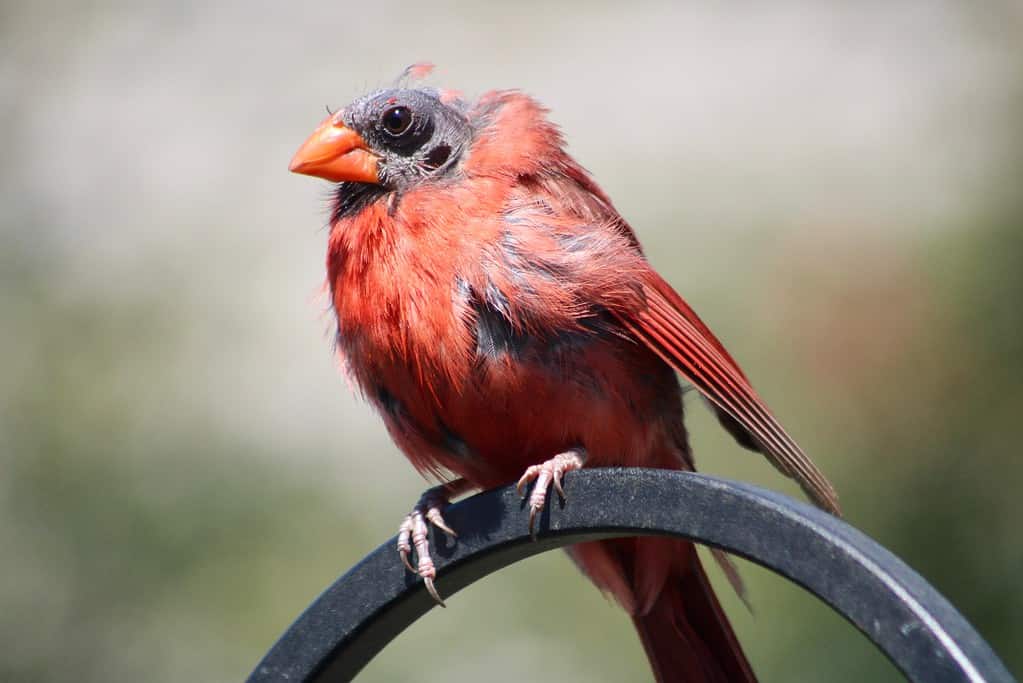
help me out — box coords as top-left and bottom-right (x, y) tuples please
(615, 269), (841, 515)
(516, 164), (839, 513)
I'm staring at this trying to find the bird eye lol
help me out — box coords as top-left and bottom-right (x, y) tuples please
(380, 106), (413, 136)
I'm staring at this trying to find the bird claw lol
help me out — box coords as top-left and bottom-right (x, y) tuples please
(423, 576), (444, 606)
(398, 546), (416, 574)
(396, 483), (464, 607)
(516, 450), (585, 539)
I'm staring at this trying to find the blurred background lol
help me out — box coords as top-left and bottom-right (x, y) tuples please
(2, 1), (1021, 681)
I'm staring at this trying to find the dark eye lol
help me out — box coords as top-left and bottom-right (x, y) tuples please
(381, 106), (413, 136)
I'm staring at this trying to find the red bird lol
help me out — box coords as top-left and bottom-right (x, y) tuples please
(290, 69), (840, 683)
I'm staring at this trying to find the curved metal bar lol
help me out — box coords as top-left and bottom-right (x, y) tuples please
(247, 469), (1014, 683)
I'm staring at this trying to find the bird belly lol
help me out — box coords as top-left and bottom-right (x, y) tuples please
(373, 334), (690, 489)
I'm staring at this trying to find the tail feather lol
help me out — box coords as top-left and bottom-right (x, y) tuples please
(632, 554), (757, 683)
(570, 538), (756, 683)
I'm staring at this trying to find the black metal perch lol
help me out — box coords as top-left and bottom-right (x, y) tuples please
(247, 468), (1014, 682)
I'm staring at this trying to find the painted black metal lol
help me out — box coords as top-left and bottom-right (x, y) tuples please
(247, 468), (1014, 682)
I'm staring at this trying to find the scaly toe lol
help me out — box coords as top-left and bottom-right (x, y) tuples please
(517, 450), (585, 539)
(394, 480), (473, 607)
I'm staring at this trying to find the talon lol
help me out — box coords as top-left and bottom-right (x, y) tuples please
(553, 474), (566, 500)
(516, 450), (585, 540)
(425, 508), (457, 538)
(398, 548), (416, 573)
(394, 479), (473, 607)
(516, 466), (537, 497)
(424, 576), (446, 608)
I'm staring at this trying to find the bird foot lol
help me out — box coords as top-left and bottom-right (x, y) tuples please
(396, 480), (470, 607)
(515, 450), (586, 538)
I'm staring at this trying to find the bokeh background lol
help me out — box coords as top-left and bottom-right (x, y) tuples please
(2, 1), (1021, 681)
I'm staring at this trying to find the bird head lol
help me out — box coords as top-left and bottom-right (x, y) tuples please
(289, 87), (472, 191)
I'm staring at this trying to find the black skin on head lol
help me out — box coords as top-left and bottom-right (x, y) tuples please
(342, 88), (473, 192)
(331, 88), (473, 222)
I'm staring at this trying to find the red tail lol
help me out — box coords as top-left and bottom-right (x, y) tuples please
(632, 554), (756, 683)
(571, 538), (756, 683)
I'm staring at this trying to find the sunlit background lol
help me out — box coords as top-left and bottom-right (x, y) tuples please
(2, 1), (1021, 681)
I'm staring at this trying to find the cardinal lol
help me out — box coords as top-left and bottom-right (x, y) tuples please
(290, 66), (839, 683)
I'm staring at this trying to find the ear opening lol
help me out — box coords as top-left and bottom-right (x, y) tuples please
(424, 144), (452, 169)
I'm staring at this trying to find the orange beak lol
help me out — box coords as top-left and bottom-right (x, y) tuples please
(289, 115), (380, 184)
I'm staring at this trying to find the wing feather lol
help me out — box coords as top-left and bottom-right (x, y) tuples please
(616, 270), (841, 514)
(508, 164), (840, 514)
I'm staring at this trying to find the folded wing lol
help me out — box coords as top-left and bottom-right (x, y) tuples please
(614, 269), (841, 515)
